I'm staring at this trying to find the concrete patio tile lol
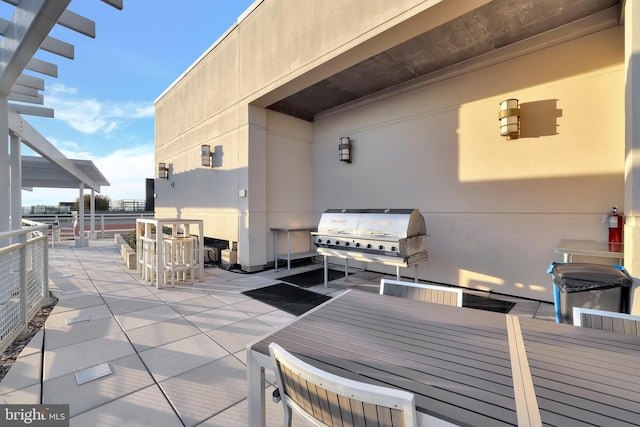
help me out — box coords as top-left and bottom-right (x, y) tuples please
(43, 332), (135, 382)
(228, 275), (278, 287)
(50, 294), (105, 312)
(231, 298), (279, 317)
(42, 354), (155, 417)
(205, 318), (276, 354)
(114, 304), (181, 331)
(126, 317), (201, 352)
(104, 295), (164, 315)
(205, 291), (250, 306)
(185, 305), (252, 332)
(45, 317), (124, 351)
(139, 333), (230, 382)
(198, 386), (310, 427)
(92, 271), (139, 282)
(69, 384), (182, 427)
(198, 282), (251, 294)
(254, 310), (297, 329)
(154, 288), (207, 304)
(93, 281), (144, 295)
(204, 268), (243, 280)
(0, 384), (40, 404)
(48, 277), (96, 292)
(166, 295), (227, 316)
(99, 285), (157, 299)
(159, 354), (247, 427)
(44, 304), (113, 329)
(15, 328), (44, 358)
(0, 352), (41, 395)
(349, 270), (385, 281)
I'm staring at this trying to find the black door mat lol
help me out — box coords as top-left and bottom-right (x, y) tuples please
(242, 283), (331, 316)
(278, 268), (345, 288)
(463, 293), (515, 313)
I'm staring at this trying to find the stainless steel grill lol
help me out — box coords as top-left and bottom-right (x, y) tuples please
(312, 209), (428, 285)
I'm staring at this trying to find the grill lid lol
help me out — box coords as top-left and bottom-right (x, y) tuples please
(317, 209), (426, 238)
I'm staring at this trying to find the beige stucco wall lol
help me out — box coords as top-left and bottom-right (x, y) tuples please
(155, 0), (625, 301)
(155, 0), (484, 267)
(312, 26), (624, 301)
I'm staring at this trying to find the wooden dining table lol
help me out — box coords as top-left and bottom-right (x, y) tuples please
(247, 289), (640, 426)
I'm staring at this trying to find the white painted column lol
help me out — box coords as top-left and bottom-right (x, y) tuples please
(0, 95), (9, 237)
(89, 188), (95, 239)
(9, 133), (21, 232)
(76, 182), (87, 247)
(625, 1), (640, 314)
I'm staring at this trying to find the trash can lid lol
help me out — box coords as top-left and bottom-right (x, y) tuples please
(552, 263), (632, 292)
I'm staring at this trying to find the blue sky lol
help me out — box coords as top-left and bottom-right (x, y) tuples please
(19, 0), (256, 206)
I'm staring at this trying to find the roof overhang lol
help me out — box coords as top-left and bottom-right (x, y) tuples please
(263, 0), (623, 121)
(21, 155), (109, 191)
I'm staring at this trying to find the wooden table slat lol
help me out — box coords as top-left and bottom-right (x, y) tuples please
(270, 328), (515, 398)
(298, 313), (511, 367)
(282, 318), (513, 379)
(262, 334), (518, 426)
(248, 290), (640, 427)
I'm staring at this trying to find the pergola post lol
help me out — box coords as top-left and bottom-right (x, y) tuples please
(9, 132), (22, 243)
(89, 188), (96, 239)
(76, 182), (87, 247)
(0, 95), (8, 240)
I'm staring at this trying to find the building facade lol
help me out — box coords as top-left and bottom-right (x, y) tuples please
(154, 0), (639, 305)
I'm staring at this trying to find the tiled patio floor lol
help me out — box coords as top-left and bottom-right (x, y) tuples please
(0, 239), (555, 426)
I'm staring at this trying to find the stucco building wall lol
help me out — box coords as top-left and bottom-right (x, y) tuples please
(154, 0), (624, 301)
(311, 27), (624, 300)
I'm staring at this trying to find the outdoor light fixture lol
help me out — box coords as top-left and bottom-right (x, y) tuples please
(201, 144), (215, 167)
(158, 162), (169, 179)
(498, 98), (520, 139)
(338, 137), (352, 163)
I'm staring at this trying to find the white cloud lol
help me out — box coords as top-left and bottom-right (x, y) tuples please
(21, 144), (155, 207)
(45, 84), (154, 134)
(94, 146), (155, 201)
(20, 85), (156, 207)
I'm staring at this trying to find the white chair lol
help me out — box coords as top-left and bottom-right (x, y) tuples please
(380, 279), (463, 307)
(138, 236), (156, 282)
(162, 236), (196, 285)
(572, 307), (640, 336)
(269, 342), (417, 427)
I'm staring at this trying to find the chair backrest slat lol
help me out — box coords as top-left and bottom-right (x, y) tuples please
(269, 343), (416, 427)
(380, 279), (463, 307)
(573, 307), (640, 336)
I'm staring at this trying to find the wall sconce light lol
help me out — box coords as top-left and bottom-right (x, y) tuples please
(158, 162), (169, 179)
(201, 144), (216, 167)
(338, 137), (352, 163)
(499, 98), (520, 139)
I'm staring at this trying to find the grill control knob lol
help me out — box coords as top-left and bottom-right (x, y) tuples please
(378, 245), (384, 250)
(344, 242), (350, 247)
(366, 244), (372, 249)
(355, 243), (360, 248)
(326, 240), (331, 245)
(335, 241), (340, 245)
(391, 246), (397, 252)
(317, 239), (322, 243)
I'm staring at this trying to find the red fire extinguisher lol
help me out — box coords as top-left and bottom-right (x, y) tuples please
(608, 206), (623, 251)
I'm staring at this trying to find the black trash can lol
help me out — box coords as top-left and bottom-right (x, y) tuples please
(550, 262), (632, 324)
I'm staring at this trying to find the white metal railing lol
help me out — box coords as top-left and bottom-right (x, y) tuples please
(24, 212), (154, 242)
(0, 221), (49, 355)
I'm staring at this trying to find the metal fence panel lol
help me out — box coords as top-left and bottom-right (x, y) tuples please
(0, 244), (23, 354)
(0, 225), (49, 355)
